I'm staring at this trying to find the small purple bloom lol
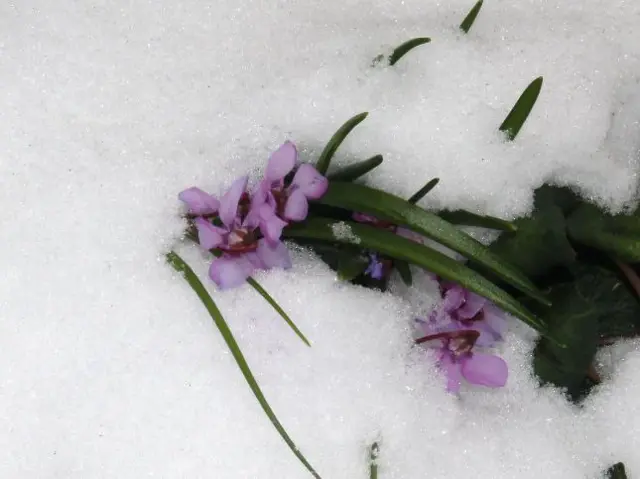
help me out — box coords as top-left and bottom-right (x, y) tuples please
(180, 176), (292, 290)
(255, 141), (329, 225)
(416, 329), (508, 393)
(178, 187), (220, 216)
(364, 253), (385, 279)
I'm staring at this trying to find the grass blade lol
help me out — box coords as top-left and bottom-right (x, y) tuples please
(316, 112), (368, 175)
(166, 251), (322, 479)
(408, 178), (440, 204)
(284, 218), (548, 334)
(460, 0), (484, 33)
(327, 154), (383, 182)
(369, 441), (380, 479)
(394, 259), (413, 286)
(499, 76), (543, 141)
(389, 37), (431, 66)
(184, 229), (311, 346)
(246, 277), (311, 346)
(438, 210), (518, 232)
(316, 182), (549, 305)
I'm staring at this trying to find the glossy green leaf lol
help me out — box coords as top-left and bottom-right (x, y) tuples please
(460, 0), (484, 33)
(246, 277), (311, 346)
(499, 76), (543, 141)
(284, 218), (548, 334)
(369, 441), (380, 479)
(336, 254), (370, 281)
(567, 204), (640, 262)
(327, 154), (383, 182)
(438, 210), (518, 232)
(408, 178), (439, 204)
(316, 182), (549, 305)
(388, 37), (431, 66)
(185, 229), (311, 346)
(165, 251), (321, 479)
(316, 112), (368, 175)
(488, 188), (576, 278)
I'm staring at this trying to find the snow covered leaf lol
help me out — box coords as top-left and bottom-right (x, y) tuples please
(460, 0), (484, 33)
(316, 112), (368, 175)
(285, 217), (549, 335)
(388, 37), (432, 66)
(499, 76), (543, 141)
(327, 154), (383, 182)
(165, 252), (321, 478)
(316, 182), (549, 305)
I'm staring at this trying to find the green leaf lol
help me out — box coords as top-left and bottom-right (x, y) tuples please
(246, 277), (311, 346)
(336, 253), (370, 281)
(499, 76), (543, 141)
(284, 217), (548, 334)
(388, 37), (432, 66)
(369, 441), (380, 479)
(438, 210), (518, 232)
(532, 263), (639, 399)
(567, 204), (640, 262)
(165, 251), (321, 479)
(394, 260), (413, 286)
(316, 182), (549, 306)
(606, 462), (628, 479)
(408, 178), (439, 204)
(185, 230), (311, 346)
(316, 112), (368, 175)
(327, 154), (383, 182)
(488, 188), (576, 278)
(460, 0), (484, 33)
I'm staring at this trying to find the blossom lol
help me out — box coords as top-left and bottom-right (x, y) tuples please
(254, 141), (328, 226)
(434, 281), (506, 347)
(180, 176), (291, 289)
(416, 328), (508, 394)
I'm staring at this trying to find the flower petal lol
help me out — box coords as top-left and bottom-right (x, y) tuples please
(461, 352), (508, 388)
(290, 164), (328, 199)
(266, 141), (297, 182)
(256, 238), (292, 270)
(219, 176), (248, 229)
(259, 204), (289, 244)
(195, 217), (225, 250)
(457, 291), (487, 319)
(178, 187), (220, 215)
(474, 305), (507, 347)
(397, 227), (423, 244)
(283, 189), (309, 221)
(442, 285), (465, 312)
(208, 255), (254, 290)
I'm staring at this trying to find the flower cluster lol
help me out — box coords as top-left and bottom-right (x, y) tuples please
(179, 142), (328, 289)
(416, 280), (508, 393)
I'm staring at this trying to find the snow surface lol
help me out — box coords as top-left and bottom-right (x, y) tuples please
(1, 0), (640, 477)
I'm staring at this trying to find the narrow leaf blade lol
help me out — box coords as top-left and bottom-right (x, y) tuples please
(389, 37), (431, 66)
(316, 112), (368, 175)
(316, 182), (549, 305)
(499, 76), (543, 141)
(166, 251), (321, 479)
(460, 0), (484, 33)
(285, 218), (548, 334)
(369, 441), (380, 479)
(247, 277), (311, 346)
(408, 178), (440, 204)
(438, 210), (518, 232)
(327, 154), (383, 182)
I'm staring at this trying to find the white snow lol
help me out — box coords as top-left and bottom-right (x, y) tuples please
(1, 0), (640, 477)
(331, 221), (361, 244)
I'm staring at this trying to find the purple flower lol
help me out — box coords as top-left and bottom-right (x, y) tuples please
(435, 282), (506, 347)
(178, 187), (220, 216)
(365, 253), (385, 279)
(416, 329), (508, 394)
(180, 176), (292, 290)
(254, 141), (329, 226)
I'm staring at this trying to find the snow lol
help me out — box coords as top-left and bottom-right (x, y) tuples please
(331, 221), (361, 244)
(1, 0), (639, 477)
